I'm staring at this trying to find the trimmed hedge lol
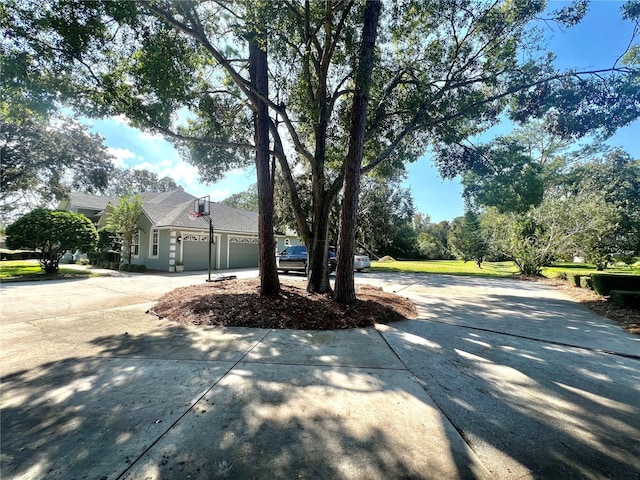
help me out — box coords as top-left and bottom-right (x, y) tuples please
(610, 290), (640, 310)
(566, 273), (582, 287)
(118, 263), (147, 273)
(0, 250), (40, 260)
(579, 276), (592, 289)
(591, 273), (640, 296)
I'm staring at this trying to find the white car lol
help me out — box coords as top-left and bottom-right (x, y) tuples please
(353, 254), (371, 272)
(328, 247), (371, 272)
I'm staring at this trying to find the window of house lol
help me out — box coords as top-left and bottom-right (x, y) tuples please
(132, 231), (140, 257)
(150, 228), (159, 257)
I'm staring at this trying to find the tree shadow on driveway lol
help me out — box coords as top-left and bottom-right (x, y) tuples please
(378, 304), (640, 479)
(1, 320), (488, 479)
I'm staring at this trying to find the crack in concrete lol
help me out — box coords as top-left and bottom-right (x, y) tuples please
(114, 328), (273, 480)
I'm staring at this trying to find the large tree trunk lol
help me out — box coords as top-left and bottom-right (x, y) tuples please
(334, 0), (381, 305)
(307, 198), (332, 293)
(249, 34), (280, 297)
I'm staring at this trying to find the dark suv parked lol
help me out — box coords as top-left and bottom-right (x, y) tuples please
(277, 245), (337, 274)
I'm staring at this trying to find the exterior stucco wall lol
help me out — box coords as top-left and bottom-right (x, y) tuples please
(130, 215), (151, 266)
(217, 233), (228, 269)
(276, 235), (301, 254)
(140, 229), (172, 271)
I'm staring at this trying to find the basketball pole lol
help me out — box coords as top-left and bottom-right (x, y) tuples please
(207, 215), (213, 282)
(192, 194), (236, 283)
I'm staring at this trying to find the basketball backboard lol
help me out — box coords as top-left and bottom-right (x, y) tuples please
(194, 195), (210, 216)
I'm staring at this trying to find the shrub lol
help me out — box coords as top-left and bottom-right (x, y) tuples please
(566, 273), (582, 287)
(555, 272), (568, 280)
(89, 249), (119, 267)
(614, 255), (636, 265)
(1, 251), (22, 260)
(77, 258), (90, 265)
(118, 263), (146, 273)
(580, 276), (592, 290)
(610, 290), (640, 309)
(591, 274), (640, 296)
(6, 209), (97, 273)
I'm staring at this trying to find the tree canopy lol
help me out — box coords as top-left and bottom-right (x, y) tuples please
(6, 208), (98, 273)
(480, 189), (623, 275)
(357, 176), (416, 258)
(221, 184), (260, 213)
(104, 195), (143, 265)
(104, 168), (179, 197)
(448, 210), (488, 268)
(0, 113), (114, 217)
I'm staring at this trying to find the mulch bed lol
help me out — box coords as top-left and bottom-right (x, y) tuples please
(149, 275), (639, 335)
(149, 278), (417, 330)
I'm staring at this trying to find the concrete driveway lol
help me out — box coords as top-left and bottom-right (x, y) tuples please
(1, 270), (638, 479)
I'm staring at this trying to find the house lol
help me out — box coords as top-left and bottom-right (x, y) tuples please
(60, 190), (298, 271)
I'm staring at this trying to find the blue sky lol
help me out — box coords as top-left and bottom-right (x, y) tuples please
(82, 1), (639, 223)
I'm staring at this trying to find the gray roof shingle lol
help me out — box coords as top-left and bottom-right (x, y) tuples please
(67, 192), (118, 211)
(152, 200), (258, 234)
(68, 190), (258, 234)
(139, 189), (197, 206)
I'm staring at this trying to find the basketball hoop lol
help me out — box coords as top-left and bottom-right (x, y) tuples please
(184, 195), (235, 282)
(195, 195), (210, 216)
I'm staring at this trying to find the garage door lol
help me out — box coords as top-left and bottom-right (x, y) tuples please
(181, 233), (216, 270)
(228, 236), (259, 268)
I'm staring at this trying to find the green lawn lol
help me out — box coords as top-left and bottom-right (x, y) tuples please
(542, 262), (639, 278)
(0, 260), (97, 281)
(370, 260), (519, 277)
(370, 259), (639, 279)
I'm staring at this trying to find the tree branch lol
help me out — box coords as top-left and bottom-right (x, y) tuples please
(268, 118), (313, 243)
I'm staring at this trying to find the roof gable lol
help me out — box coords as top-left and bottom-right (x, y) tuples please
(140, 189), (196, 206)
(152, 200), (259, 234)
(66, 192), (118, 211)
(67, 190), (259, 234)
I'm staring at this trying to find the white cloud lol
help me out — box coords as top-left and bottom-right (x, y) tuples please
(81, 114), (256, 199)
(138, 130), (166, 142)
(226, 167), (252, 177)
(131, 161), (156, 171)
(107, 147), (137, 168)
(208, 189), (231, 201)
(111, 114), (131, 126)
(130, 158), (202, 193)
(147, 159), (199, 183)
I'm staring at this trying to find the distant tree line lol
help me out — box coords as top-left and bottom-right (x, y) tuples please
(225, 121), (639, 273)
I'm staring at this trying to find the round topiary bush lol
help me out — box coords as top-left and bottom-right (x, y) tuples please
(5, 208), (98, 274)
